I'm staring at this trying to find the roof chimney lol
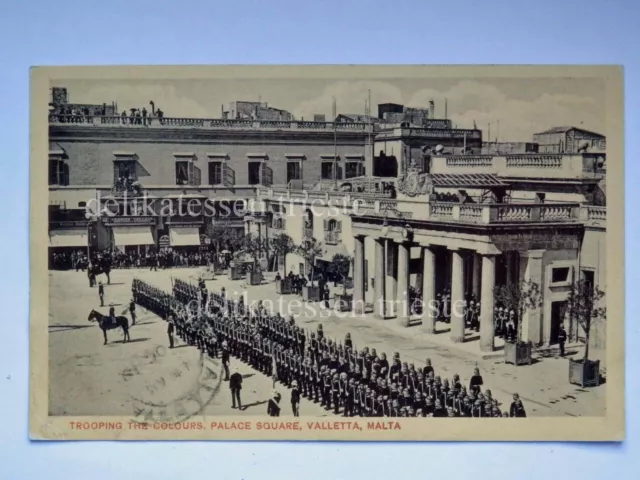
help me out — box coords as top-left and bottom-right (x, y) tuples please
(429, 100), (435, 118)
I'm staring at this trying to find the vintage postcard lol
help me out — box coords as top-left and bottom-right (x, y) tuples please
(30, 65), (624, 441)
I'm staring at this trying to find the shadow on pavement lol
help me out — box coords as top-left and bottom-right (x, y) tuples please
(242, 399), (269, 410)
(107, 337), (150, 345)
(49, 325), (94, 332)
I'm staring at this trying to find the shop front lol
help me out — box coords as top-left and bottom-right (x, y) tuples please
(104, 216), (157, 256)
(49, 220), (91, 269)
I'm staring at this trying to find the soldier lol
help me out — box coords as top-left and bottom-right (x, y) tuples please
(290, 380), (301, 417)
(558, 324), (568, 357)
(98, 282), (105, 307)
(510, 393), (527, 417)
(167, 314), (175, 349)
(469, 367), (483, 396)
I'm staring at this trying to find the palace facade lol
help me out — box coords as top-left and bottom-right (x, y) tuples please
(47, 100), (607, 353)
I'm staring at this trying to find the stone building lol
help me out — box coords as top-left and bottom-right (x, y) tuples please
(533, 126), (606, 153)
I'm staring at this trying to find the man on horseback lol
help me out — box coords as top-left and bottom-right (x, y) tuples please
(109, 303), (116, 326)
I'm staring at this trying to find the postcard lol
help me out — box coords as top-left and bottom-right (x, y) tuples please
(30, 65), (624, 440)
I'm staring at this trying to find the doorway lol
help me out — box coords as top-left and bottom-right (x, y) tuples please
(549, 301), (568, 345)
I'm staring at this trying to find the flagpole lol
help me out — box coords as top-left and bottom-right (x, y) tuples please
(333, 97), (338, 189)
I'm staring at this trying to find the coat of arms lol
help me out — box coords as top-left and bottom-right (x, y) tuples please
(397, 170), (434, 197)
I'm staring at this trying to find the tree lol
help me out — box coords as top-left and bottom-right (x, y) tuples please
(296, 238), (324, 287)
(271, 233), (296, 275)
(493, 279), (543, 343)
(566, 279), (606, 363)
(238, 233), (268, 272)
(329, 253), (352, 296)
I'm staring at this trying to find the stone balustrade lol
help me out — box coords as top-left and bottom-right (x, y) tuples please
(256, 186), (601, 226)
(445, 155), (494, 167)
(431, 153), (598, 179)
(505, 154), (563, 168)
(49, 114), (373, 132)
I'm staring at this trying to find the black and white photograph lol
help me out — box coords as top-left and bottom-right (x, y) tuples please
(29, 65), (624, 441)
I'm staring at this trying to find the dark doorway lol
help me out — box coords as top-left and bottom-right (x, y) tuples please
(550, 301), (568, 345)
(374, 153), (398, 178)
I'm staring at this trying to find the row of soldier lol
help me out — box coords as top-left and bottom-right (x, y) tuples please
(131, 277), (527, 418)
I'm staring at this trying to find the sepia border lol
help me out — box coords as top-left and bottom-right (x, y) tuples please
(29, 65), (625, 441)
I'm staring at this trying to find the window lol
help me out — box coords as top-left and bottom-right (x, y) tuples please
(248, 162), (261, 185)
(581, 269), (595, 294)
(176, 161), (190, 185)
(115, 160), (137, 182)
(345, 161), (364, 179)
(551, 267), (570, 284)
(174, 155), (201, 186)
(322, 162), (334, 180)
(287, 161), (301, 183)
(209, 161), (223, 185)
(49, 159), (69, 186)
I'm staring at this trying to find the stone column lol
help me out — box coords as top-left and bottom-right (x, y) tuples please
(353, 235), (365, 314)
(374, 238), (386, 318)
(472, 253), (482, 299)
(480, 254), (496, 352)
(396, 242), (410, 327)
(421, 245), (436, 334)
(450, 248), (465, 343)
(520, 250), (545, 345)
(386, 240), (397, 317)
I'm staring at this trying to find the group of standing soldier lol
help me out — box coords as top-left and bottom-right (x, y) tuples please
(130, 276), (526, 418)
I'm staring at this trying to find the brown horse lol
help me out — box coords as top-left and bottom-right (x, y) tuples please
(88, 309), (130, 345)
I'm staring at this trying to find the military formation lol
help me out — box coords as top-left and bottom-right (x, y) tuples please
(131, 277), (526, 418)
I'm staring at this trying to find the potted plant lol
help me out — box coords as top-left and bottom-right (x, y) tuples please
(271, 233), (296, 294)
(330, 253), (353, 311)
(241, 233), (266, 286)
(494, 279), (543, 366)
(297, 237), (324, 302)
(566, 279), (606, 387)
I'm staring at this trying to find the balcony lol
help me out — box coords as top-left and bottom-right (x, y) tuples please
(324, 230), (340, 245)
(357, 199), (586, 225)
(431, 153), (606, 180)
(49, 114), (374, 133)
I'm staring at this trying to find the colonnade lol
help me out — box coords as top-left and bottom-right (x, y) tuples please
(352, 235), (498, 352)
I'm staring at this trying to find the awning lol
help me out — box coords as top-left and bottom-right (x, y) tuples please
(49, 229), (88, 247)
(318, 242), (349, 262)
(169, 227), (201, 246)
(113, 226), (154, 246)
(431, 173), (505, 188)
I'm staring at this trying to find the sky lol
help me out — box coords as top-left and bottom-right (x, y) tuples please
(55, 76), (605, 142)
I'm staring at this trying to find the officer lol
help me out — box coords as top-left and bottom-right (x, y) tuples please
(221, 341), (230, 381)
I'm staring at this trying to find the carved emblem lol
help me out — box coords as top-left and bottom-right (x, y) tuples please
(397, 170), (434, 197)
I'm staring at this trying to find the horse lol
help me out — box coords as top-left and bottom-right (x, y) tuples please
(88, 309), (130, 345)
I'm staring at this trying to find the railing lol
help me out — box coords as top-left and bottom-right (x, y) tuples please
(49, 114), (372, 132)
(445, 155), (494, 167)
(324, 230), (340, 245)
(459, 204), (484, 221)
(505, 155), (563, 168)
(585, 206), (606, 221)
(430, 203), (454, 218)
(497, 205), (533, 221)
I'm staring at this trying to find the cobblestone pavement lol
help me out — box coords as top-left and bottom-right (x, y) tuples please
(49, 267), (606, 417)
